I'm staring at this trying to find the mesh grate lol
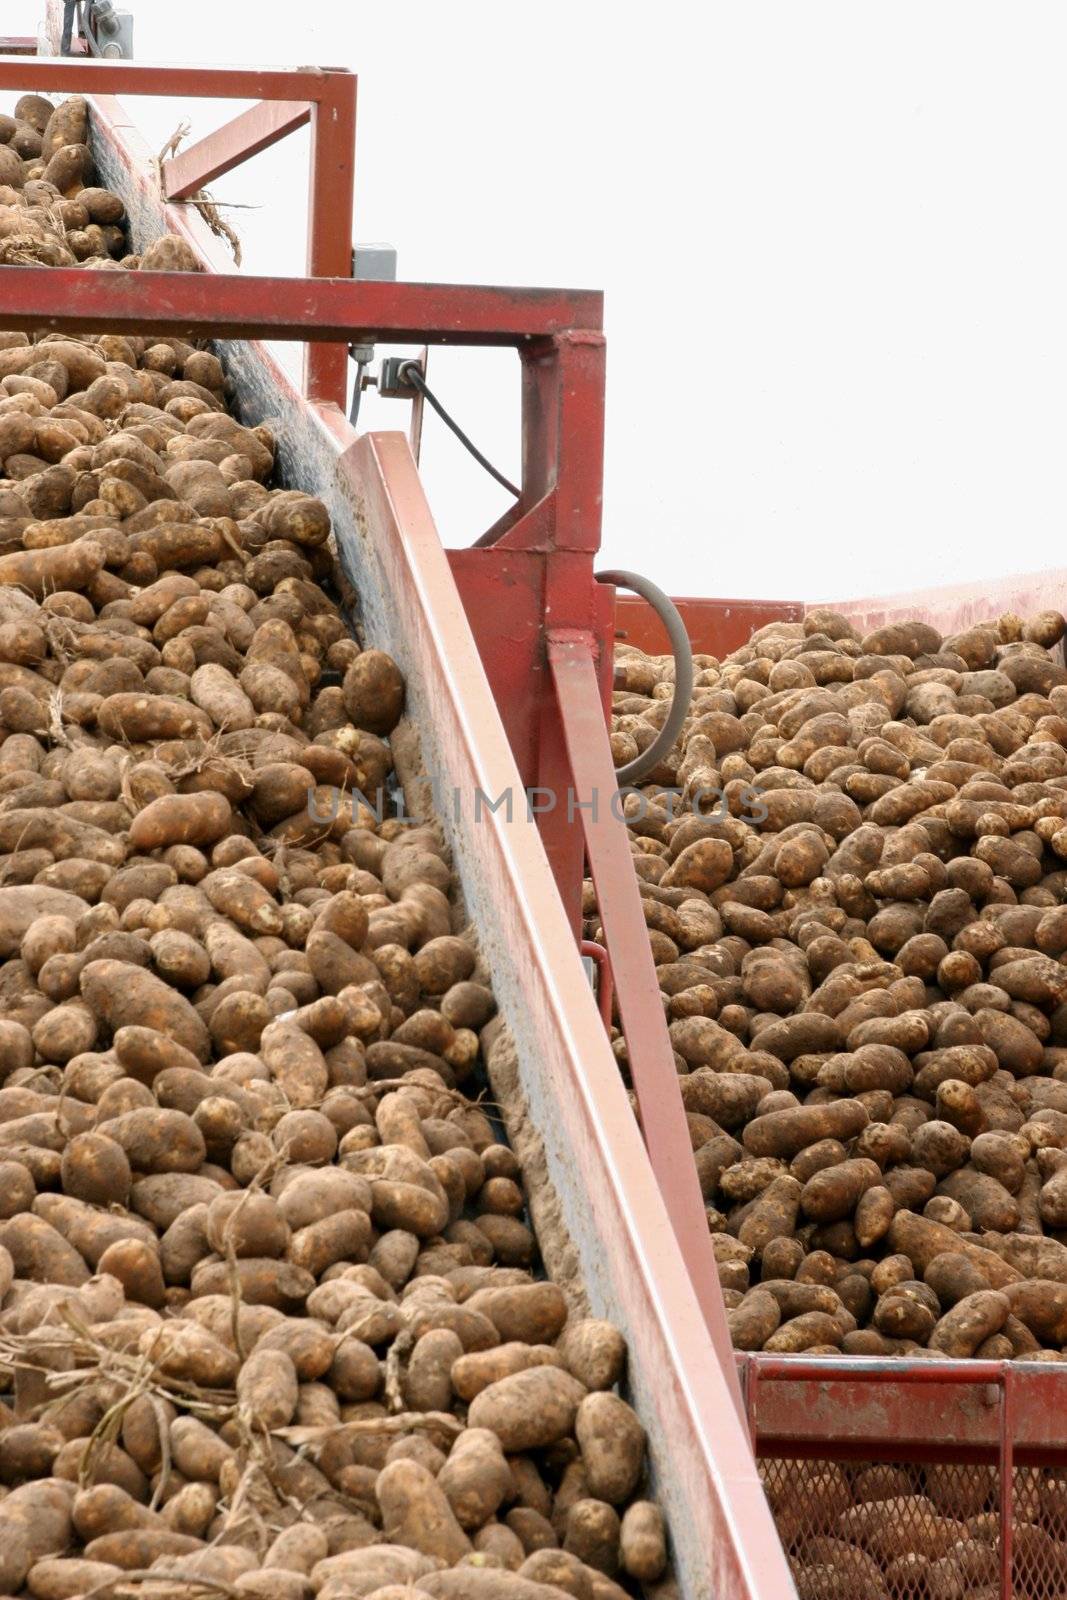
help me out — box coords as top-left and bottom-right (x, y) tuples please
(758, 1456), (1067, 1600)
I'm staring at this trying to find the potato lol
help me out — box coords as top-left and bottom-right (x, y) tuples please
(575, 1392), (645, 1503)
(619, 1500), (667, 1582)
(80, 962), (210, 1061)
(0, 538), (103, 597)
(467, 1366), (587, 1452)
(128, 790), (232, 851)
(376, 1458), (472, 1563)
(727, 1287), (781, 1350)
(887, 1210), (1020, 1287)
(416, 1572), (568, 1599)
(743, 1100), (869, 1159)
(465, 1283), (567, 1345)
(98, 1106), (205, 1174)
(438, 1427), (512, 1531)
(0, 1480), (76, 1594)
(0, 102), (671, 1593)
(553, 1319), (626, 1392)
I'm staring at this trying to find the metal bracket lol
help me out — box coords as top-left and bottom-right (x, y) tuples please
(377, 356), (421, 399)
(376, 355), (427, 463)
(352, 243), (397, 283)
(52, 1), (133, 57)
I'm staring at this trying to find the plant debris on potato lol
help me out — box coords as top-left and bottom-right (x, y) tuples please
(0, 98), (667, 1600)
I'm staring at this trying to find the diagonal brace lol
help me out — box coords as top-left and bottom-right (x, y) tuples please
(547, 628), (744, 1412)
(162, 99), (310, 201)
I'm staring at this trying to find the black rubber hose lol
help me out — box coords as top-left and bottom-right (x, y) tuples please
(596, 569), (694, 787)
(400, 362), (520, 498)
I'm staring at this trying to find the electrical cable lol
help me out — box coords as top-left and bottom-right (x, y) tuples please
(399, 361), (520, 498)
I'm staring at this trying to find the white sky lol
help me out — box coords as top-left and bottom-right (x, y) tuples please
(7, 2), (1067, 602)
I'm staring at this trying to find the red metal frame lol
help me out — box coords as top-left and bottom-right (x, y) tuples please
(0, 266), (600, 343)
(550, 631), (739, 1379)
(740, 1355), (1038, 1598)
(0, 50), (744, 1415)
(0, 57), (355, 407)
(12, 56), (1067, 1594)
(0, 255), (733, 1403)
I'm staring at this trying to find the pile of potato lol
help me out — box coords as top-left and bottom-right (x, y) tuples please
(605, 604), (1067, 1362)
(763, 1456), (1067, 1600)
(0, 95), (670, 1600)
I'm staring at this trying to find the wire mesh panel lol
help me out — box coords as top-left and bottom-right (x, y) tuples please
(1012, 1467), (1067, 1599)
(746, 1358), (1067, 1600)
(760, 1456), (1007, 1600)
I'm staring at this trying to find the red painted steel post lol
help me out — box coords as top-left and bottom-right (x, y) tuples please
(1001, 1367), (1014, 1600)
(744, 1355), (760, 1455)
(538, 334), (608, 929)
(305, 72), (357, 408)
(580, 940), (614, 1030)
(548, 629), (744, 1411)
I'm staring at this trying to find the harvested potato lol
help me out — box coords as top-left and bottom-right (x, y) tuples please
(609, 598), (1067, 1379)
(0, 96), (673, 1599)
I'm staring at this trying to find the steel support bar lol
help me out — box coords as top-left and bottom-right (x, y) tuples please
(740, 1352), (1067, 1466)
(0, 56), (351, 99)
(305, 73), (357, 407)
(547, 629), (744, 1403)
(0, 265), (601, 345)
(0, 39), (37, 54)
(162, 99), (311, 200)
(1001, 1367), (1014, 1600)
(337, 438), (789, 1600)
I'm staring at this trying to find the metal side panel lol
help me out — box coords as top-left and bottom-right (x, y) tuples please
(614, 595), (804, 657)
(85, 93), (795, 1600)
(817, 566), (1067, 641)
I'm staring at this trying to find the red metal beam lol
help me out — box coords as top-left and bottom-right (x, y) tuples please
(615, 594), (804, 657)
(548, 629), (745, 1408)
(305, 73), (357, 407)
(0, 38), (37, 54)
(740, 1353), (1067, 1467)
(0, 56), (351, 101)
(162, 99), (311, 201)
(0, 265), (601, 345)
